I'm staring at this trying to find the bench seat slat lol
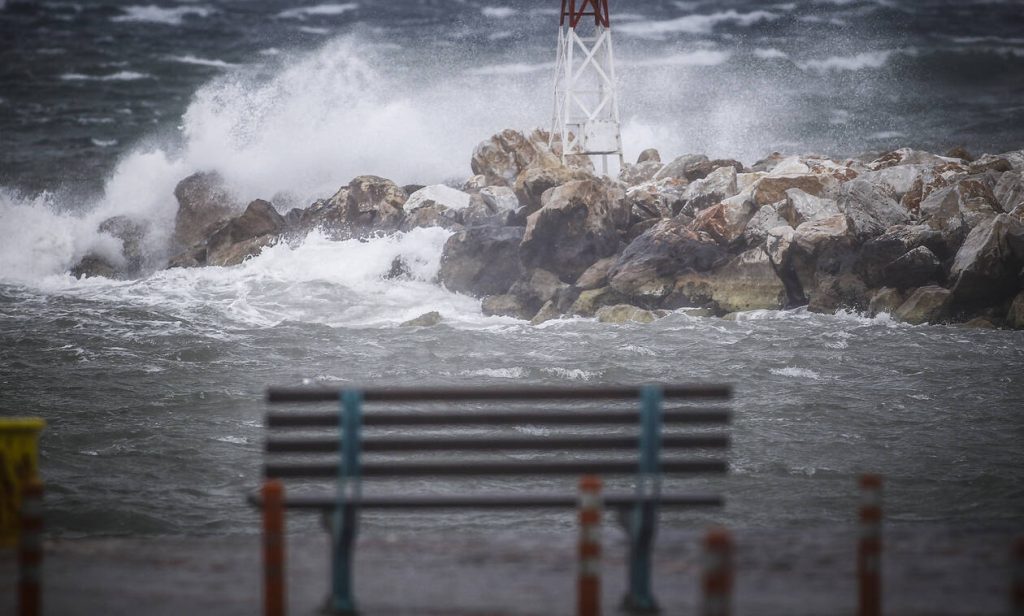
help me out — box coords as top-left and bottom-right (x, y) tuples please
(266, 434), (730, 453)
(247, 492), (724, 509)
(267, 408), (731, 428)
(268, 385), (731, 403)
(265, 459), (727, 478)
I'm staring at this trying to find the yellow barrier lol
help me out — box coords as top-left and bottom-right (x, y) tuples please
(0, 418), (45, 548)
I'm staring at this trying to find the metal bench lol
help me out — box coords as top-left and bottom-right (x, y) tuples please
(252, 384), (732, 614)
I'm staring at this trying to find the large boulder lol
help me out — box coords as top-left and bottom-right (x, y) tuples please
(866, 148), (956, 171)
(778, 189), (839, 227)
(205, 199), (286, 267)
(893, 286), (952, 324)
(752, 174), (834, 206)
(570, 286), (627, 317)
(653, 154), (709, 182)
(509, 268), (575, 316)
(345, 175), (407, 230)
(678, 166), (738, 214)
(74, 216), (150, 278)
(481, 294), (534, 319)
(172, 171), (239, 249)
(471, 129), (542, 187)
(439, 225), (526, 297)
(867, 287), (907, 317)
(666, 247), (787, 313)
(1007, 291), (1024, 329)
(994, 170), (1024, 212)
(948, 214), (1024, 304)
(619, 161), (664, 187)
(858, 224), (949, 287)
(833, 179), (909, 241)
(688, 195), (757, 245)
(919, 177), (1003, 249)
(880, 246), (943, 290)
(575, 256), (617, 290)
(519, 179), (623, 282)
(595, 304), (666, 324)
(741, 203), (789, 248)
(399, 185), (469, 232)
(608, 218), (728, 302)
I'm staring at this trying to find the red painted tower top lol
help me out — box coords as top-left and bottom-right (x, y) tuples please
(560, 0), (610, 29)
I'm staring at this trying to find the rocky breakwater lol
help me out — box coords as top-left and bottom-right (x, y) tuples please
(71, 128), (1024, 328)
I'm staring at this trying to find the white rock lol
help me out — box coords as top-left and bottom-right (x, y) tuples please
(405, 185), (472, 212)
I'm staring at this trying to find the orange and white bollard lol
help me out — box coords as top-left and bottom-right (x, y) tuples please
(701, 527), (733, 616)
(262, 480), (286, 616)
(18, 478), (43, 616)
(578, 475), (602, 616)
(858, 474), (882, 616)
(1013, 537), (1024, 616)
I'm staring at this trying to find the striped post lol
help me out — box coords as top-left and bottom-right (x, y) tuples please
(701, 528), (733, 616)
(262, 480), (285, 616)
(858, 474), (882, 616)
(1013, 537), (1024, 616)
(578, 475), (603, 616)
(18, 478), (43, 616)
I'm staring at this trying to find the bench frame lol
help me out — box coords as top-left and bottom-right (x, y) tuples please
(257, 384), (731, 614)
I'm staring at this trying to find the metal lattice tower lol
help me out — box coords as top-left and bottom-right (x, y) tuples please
(550, 0), (624, 175)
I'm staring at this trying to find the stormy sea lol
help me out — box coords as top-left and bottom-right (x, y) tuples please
(1, 0), (1022, 547)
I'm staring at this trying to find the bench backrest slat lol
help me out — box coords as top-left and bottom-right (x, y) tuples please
(267, 384), (731, 403)
(267, 408), (731, 428)
(266, 434), (730, 453)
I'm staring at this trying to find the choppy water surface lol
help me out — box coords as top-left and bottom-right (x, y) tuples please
(1, 231), (1022, 536)
(1, 0), (1022, 537)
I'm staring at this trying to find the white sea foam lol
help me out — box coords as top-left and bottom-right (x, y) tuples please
(770, 367), (822, 380)
(617, 10), (779, 38)
(542, 367), (598, 381)
(463, 367), (528, 379)
(169, 55), (238, 69)
(90, 138), (118, 147)
(481, 7), (516, 19)
(753, 48), (789, 60)
(278, 3), (358, 20)
(623, 50), (732, 68)
(798, 51), (892, 72)
(111, 5), (214, 26)
(61, 71), (150, 82)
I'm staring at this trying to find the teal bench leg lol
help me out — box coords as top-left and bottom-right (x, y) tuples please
(623, 501), (659, 613)
(329, 389), (363, 615)
(330, 504), (358, 614)
(623, 385), (663, 613)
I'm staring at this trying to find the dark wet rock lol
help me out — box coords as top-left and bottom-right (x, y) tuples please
(750, 152), (786, 173)
(481, 294), (534, 319)
(626, 180), (676, 220)
(881, 246), (943, 289)
(968, 156), (1013, 175)
(345, 175), (407, 230)
(509, 268), (574, 316)
(962, 316), (1000, 329)
(529, 300), (563, 325)
(403, 184), (427, 196)
(439, 225), (525, 297)
(679, 166), (738, 214)
(1007, 291), (1024, 329)
(945, 146), (974, 162)
(570, 286), (627, 317)
(868, 287), (907, 317)
(172, 171), (239, 250)
(893, 286), (952, 324)
(858, 224), (949, 287)
(575, 256), (617, 291)
(653, 154), (709, 182)
(520, 179), (623, 282)
(636, 148), (661, 164)
(667, 248), (787, 313)
(401, 311), (442, 327)
(70, 255), (118, 279)
(205, 199), (286, 267)
(618, 161), (664, 187)
(595, 304), (667, 324)
(948, 214), (1024, 304)
(807, 273), (869, 314)
(608, 218), (728, 302)
(832, 179), (909, 241)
